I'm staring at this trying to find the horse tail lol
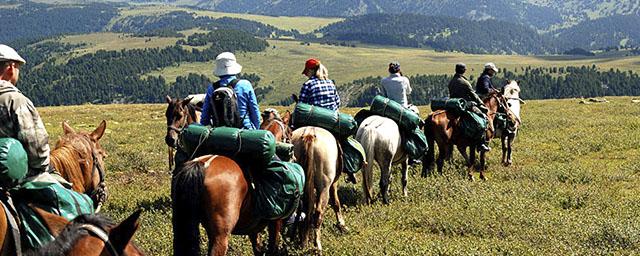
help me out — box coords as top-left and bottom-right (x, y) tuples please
(300, 130), (317, 242)
(171, 160), (205, 256)
(422, 113), (436, 177)
(356, 123), (377, 202)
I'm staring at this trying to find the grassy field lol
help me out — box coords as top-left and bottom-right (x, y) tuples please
(144, 39), (640, 103)
(115, 5), (342, 33)
(38, 97), (640, 255)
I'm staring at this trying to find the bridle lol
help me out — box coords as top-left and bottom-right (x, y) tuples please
(78, 223), (119, 256)
(87, 141), (108, 212)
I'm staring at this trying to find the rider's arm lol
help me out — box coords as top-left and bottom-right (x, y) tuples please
(298, 81), (312, 105)
(245, 83), (261, 129)
(13, 99), (50, 174)
(200, 85), (214, 126)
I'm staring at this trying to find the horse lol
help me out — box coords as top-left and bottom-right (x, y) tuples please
(26, 206), (144, 255)
(164, 95), (201, 171)
(260, 108), (292, 143)
(355, 116), (408, 204)
(172, 154), (287, 256)
(290, 127), (347, 252)
(423, 91), (512, 180)
(53, 120), (109, 209)
(496, 80), (524, 166)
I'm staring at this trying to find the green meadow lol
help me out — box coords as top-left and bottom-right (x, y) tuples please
(38, 97), (640, 255)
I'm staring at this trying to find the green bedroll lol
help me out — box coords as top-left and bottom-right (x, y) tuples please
(370, 95), (422, 131)
(254, 161), (305, 220)
(0, 138), (28, 188)
(430, 98), (466, 115)
(461, 111), (488, 139)
(291, 103), (357, 138)
(340, 136), (366, 174)
(403, 128), (428, 159)
(275, 142), (294, 162)
(179, 125), (276, 165)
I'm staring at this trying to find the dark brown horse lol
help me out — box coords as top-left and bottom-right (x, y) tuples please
(172, 155), (286, 256)
(165, 96), (201, 172)
(27, 207), (144, 256)
(423, 91), (513, 180)
(260, 109), (292, 143)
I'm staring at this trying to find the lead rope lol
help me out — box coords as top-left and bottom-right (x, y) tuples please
(79, 224), (119, 256)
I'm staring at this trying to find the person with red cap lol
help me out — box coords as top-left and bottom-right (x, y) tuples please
(299, 58), (340, 111)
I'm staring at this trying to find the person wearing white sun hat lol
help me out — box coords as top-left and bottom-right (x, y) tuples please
(201, 52), (261, 130)
(475, 62), (499, 99)
(0, 44), (52, 177)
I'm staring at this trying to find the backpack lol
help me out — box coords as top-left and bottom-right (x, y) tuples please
(0, 138), (28, 189)
(209, 79), (243, 128)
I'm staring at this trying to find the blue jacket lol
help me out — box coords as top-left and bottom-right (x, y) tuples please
(200, 75), (261, 130)
(475, 73), (495, 96)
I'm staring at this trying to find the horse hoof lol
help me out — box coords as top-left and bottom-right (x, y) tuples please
(468, 175), (475, 182)
(336, 223), (349, 233)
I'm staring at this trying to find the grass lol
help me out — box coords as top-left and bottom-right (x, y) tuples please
(38, 97), (640, 255)
(58, 32), (182, 54)
(144, 39), (640, 103)
(115, 5), (343, 33)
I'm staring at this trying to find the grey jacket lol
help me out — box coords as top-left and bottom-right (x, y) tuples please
(448, 74), (483, 106)
(0, 80), (50, 176)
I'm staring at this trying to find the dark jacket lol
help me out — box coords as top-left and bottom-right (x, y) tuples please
(475, 73), (495, 96)
(449, 74), (483, 106)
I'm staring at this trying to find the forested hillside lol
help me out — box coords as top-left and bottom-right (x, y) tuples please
(342, 66), (640, 107)
(315, 14), (559, 54)
(555, 15), (640, 49)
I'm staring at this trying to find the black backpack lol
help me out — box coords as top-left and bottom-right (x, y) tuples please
(209, 79), (244, 128)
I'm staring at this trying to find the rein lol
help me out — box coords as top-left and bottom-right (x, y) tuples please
(88, 148), (108, 212)
(78, 223), (119, 256)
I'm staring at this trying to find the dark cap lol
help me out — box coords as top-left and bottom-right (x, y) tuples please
(455, 63), (466, 73)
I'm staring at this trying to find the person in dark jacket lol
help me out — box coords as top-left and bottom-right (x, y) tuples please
(449, 63), (491, 152)
(475, 62), (498, 98)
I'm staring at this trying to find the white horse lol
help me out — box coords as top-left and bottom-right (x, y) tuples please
(497, 80), (525, 166)
(356, 115), (408, 204)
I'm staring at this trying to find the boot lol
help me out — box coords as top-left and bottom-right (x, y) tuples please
(345, 172), (358, 184)
(479, 142), (491, 152)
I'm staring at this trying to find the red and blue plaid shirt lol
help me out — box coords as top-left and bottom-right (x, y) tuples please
(299, 76), (340, 111)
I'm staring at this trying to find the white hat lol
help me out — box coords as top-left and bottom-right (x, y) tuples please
(484, 62), (498, 72)
(214, 52), (242, 77)
(0, 44), (26, 64)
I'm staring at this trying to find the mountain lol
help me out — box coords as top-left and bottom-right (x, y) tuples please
(555, 14), (640, 49)
(315, 14), (559, 54)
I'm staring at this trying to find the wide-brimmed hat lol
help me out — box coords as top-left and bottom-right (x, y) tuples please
(214, 52), (242, 77)
(0, 45), (26, 64)
(302, 58), (320, 74)
(484, 62), (498, 72)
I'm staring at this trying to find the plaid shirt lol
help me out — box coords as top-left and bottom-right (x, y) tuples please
(299, 77), (340, 111)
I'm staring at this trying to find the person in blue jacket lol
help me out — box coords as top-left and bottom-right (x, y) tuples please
(200, 52), (261, 130)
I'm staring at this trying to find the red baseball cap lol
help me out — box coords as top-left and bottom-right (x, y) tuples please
(302, 58), (320, 74)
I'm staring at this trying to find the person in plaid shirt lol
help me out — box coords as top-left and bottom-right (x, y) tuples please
(299, 58), (340, 111)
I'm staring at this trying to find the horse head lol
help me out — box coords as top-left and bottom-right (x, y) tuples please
(32, 206), (145, 256)
(165, 95), (196, 148)
(55, 120), (108, 208)
(260, 108), (293, 143)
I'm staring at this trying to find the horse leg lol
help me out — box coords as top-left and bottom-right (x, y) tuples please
(467, 146), (476, 181)
(329, 180), (348, 233)
(401, 159), (409, 197)
(479, 150), (487, 181)
(436, 144), (447, 175)
(249, 232), (265, 256)
(506, 133), (515, 166)
(379, 158), (393, 204)
(361, 158), (375, 204)
(207, 233), (232, 256)
(501, 135), (508, 166)
(267, 220), (282, 255)
(313, 185), (331, 252)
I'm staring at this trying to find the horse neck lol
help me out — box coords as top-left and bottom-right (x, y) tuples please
(50, 143), (93, 193)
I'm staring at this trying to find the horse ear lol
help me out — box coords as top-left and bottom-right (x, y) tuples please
(31, 206), (69, 236)
(291, 94), (299, 103)
(109, 209), (142, 254)
(90, 120), (107, 141)
(165, 95), (172, 103)
(182, 97), (193, 106)
(62, 121), (76, 135)
(282, 110), (291, 125)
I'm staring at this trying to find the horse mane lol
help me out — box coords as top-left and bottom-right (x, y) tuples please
(51, 133), (96, 192)
(25, 214), (114, 256)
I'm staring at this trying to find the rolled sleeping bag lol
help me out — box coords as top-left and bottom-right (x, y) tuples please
(291, 103), (357, 138)
(370, 95), (422, 131)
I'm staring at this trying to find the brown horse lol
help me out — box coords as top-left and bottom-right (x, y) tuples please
(172, 155), (286, 256)
(27, 207), (144, 255)
(291, 127), (347, 252)
(53, 120), (109, 208)
(260, 109), (292, 143)
(165, 95), (201, 172)
(423, 91), (512, 180)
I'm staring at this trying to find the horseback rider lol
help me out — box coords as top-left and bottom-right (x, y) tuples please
(448, 63), (491, 152)
(299, 58), (340, 111)
(475, 62), (499, 99)
(201, 52), (261, 130)
(381, 61), (418, 113)
(0, 45), (52, 180)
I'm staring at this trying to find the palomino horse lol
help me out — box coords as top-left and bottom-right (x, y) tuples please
(27, 207), (144, 255)
(291, 127), (347, 252)
(356, 116), (408, 204)
(496, 80), (524, 166)
(260, 108), (292, 143)
(423, 91), (512, 180)
(165, 95), (201, 171)
(172, 155), (287, 256)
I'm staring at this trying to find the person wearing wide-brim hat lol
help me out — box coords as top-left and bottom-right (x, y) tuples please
(475, 62), (499, 99)
(299, 58), (340, 111)
(200, 52), (261, 130)
(0, 44), (52, 179)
